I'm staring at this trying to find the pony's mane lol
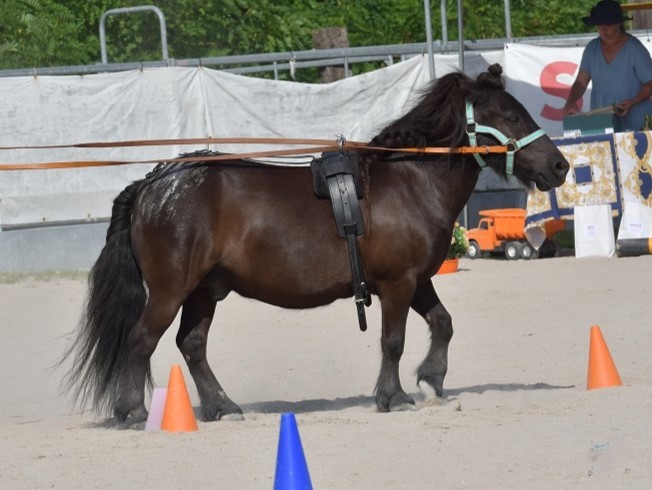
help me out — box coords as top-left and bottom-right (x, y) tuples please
(369, 63), (505, 150)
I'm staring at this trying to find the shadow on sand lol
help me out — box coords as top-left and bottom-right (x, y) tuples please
(86, 381), (576, 427)
(240, 381), (575, 415)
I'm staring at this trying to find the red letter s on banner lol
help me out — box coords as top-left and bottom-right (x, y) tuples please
(540, 61), (581, 121)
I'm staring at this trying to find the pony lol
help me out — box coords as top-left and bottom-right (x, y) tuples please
(61, 64), (569, 426)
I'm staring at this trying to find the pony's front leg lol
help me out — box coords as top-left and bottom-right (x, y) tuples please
(375, 280), (416, 412)
(411, 280), (453, 399)
(177, 287), (243, 422)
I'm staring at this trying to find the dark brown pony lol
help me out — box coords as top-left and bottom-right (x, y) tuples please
(62, 64), (569, 426)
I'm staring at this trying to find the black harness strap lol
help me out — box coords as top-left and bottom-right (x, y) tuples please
(326, 169), (364, 237)
(321, 151), (371, 332)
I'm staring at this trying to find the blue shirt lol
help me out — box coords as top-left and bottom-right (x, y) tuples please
(579, 34), (652, 131)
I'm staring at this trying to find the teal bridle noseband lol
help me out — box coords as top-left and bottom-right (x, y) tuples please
(465, 98), (547, 175)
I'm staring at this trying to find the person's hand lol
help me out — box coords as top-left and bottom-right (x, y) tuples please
(614, 99), (633, 116)
(563, 100), (578, 116)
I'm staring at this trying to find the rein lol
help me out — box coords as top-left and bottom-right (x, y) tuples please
(0, 140), (509, 171)
(0, 101), (548, 171)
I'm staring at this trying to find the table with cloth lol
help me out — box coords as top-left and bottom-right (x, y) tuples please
(526, 131), (652, 255)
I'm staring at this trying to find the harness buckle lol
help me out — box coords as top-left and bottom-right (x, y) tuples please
(336, 134), (346, 152)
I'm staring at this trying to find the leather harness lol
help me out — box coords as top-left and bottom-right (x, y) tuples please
(311, 148), (371, 331)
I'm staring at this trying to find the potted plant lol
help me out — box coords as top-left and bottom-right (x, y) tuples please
(437, 222), (468, 274)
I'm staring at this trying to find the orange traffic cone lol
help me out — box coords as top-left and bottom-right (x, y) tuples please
(587, 325), (623, 390)
(161, 364), (199, 432)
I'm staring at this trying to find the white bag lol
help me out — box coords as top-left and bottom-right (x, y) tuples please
(574, 204), (616, 258)
(618, 201), (652, 240)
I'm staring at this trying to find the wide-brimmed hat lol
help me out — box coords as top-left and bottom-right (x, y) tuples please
(583, 1), (632, 26)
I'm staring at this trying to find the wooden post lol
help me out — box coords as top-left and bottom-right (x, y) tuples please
(312, 27), (349, 83)
(623, 1), (652, 29)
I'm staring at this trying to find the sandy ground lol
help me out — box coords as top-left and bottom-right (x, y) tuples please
(1, 255), (651, 489)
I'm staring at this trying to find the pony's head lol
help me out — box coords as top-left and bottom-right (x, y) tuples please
(370, 64), (569, 191)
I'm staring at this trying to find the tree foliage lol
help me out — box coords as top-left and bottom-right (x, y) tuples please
(0, 0), (599, 71)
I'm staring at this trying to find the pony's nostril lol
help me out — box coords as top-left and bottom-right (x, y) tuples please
(556, 160), (570, 177)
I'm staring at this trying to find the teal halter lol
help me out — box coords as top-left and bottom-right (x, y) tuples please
(465, 98), (547, 175)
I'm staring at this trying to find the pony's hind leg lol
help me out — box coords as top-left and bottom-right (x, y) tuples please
(177, 286), (243, 421)
(411, 280), (453, 399)
(115, 291), (182, 426)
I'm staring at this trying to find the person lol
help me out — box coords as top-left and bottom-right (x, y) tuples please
(563, 0), (652, 131)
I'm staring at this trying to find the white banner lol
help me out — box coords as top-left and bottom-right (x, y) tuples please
(0, 57), (430, 226)
(506, 43), (586, 137)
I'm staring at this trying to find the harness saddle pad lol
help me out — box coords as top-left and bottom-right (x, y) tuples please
(311, 151), (364, 199)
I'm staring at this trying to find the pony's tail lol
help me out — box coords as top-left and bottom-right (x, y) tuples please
(61, 180), (148, 415)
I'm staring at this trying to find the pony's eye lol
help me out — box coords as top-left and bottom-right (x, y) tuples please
(506, 113), (521, 125)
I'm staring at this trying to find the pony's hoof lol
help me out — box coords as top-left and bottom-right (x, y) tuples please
(219, 403), (244, 421)
(418, 380), (443, 402)
(417, 374), (444, 398)
(115, 406), (148, 429)
(388, 392), (416, 412)
(389, 401), (417, 412)
(202, 401), (244, 422)
(121, 420), (147, 431)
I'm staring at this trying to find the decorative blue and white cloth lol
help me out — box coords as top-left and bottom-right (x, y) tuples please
(527, 134), (619, 226)
(526, 131), (652, 240)
(617, 131), (652, 207)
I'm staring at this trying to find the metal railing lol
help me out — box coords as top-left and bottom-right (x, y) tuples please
(99, 5), (168, 64)
(0, 30), (613, 80)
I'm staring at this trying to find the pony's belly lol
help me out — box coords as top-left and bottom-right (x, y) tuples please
(234, 285), (352, 308)
(220, 223), (354, 308)
(231, 269), (352, 309)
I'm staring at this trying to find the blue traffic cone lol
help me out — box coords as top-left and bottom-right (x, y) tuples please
(274, 413), (313, 490)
